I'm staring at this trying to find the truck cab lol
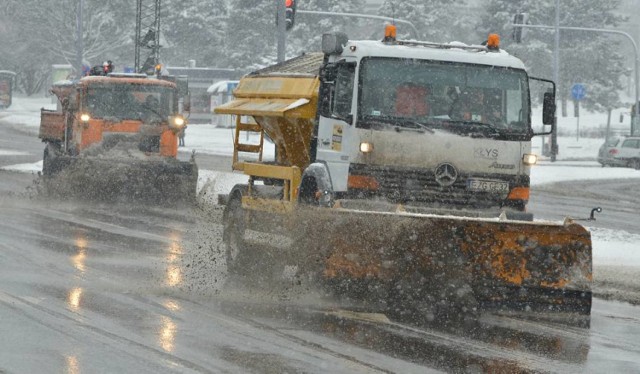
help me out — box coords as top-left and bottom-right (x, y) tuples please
(313, 31), (554, 218)
(40, 75), (187, 163)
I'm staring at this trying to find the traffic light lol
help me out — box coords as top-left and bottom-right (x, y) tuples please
(285, 0), (296, 31)
(512, 13), (528, 43)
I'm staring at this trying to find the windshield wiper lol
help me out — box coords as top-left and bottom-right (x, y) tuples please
(447, 120), (503, 136)
(360, 115), (435, 133)
(395, 119), (435, 133)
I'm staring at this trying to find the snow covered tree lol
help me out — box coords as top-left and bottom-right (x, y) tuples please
(480, 0), (628, 114)
(13, 0), (133, 68)
(0, 0), (135, 94)
(0, 3), (52, 95)
(224, 0), (366, 70)
(285, 0), (366, 58)
(162, 0), (228, 67)
(224, 0), (279, 70)
(377, 0), (476, 43)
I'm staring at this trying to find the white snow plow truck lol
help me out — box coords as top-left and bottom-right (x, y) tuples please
(214, 28), (592, 324)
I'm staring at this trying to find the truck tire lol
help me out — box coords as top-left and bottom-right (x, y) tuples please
(223, 189), (248, 276)
(298, 163), (334, 207)
(298, 176), (319, 205)
(42, 143), (62, 177)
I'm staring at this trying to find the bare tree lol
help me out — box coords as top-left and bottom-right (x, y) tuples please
(0, 0), (135, 94)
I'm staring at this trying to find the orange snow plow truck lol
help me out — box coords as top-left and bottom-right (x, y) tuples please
(39, 74), (197, 202)
(215, 30), (593, 324)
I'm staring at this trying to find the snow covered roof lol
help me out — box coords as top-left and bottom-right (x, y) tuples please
(207, 80), (239, 94)
(78, 75), (176, 87)
(166, 66), (242, 80)
(52, 80), (75, 86)
(250, 53), (325, 77)
(343, 40), (526, 70)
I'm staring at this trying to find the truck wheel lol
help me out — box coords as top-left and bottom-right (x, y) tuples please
(223, 192), (248, 276)
(42, 143), (61, 177)
(298, 176), (319, 205)
(633, 159), (640, 170)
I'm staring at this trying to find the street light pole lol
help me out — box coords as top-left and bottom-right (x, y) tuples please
(76, 0), (84, 77)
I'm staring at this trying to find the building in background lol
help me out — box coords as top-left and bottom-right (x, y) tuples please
(208, 80), (239, 127)
(167, 61), (243, 124)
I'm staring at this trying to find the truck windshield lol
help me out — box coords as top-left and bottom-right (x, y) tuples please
(84, 83), (175, 122)
(358, 57), (530, 135)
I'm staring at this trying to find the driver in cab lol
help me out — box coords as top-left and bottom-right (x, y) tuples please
(394, 82), (430, 117)
(450, 87), (502, 124)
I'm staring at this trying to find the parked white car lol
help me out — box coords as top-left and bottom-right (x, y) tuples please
(597, 137), (626, 167)
(615, 136), (640, 169)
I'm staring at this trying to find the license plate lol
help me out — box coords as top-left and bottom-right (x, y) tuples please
(467, 179), (509, 193)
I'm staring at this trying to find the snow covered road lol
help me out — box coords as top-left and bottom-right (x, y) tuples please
(2, 96), (640, 372)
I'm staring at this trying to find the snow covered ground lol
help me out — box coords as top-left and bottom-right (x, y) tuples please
(3, 96), (638, 191)
(2, 95), (640, 301)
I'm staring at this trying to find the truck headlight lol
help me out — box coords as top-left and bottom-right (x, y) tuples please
(169, 115), (186, 130)
(172, 116), (185, 127)
(80, 113), (91, 122)
(360, 142), (374, 153)
(522, 153), (538, 165)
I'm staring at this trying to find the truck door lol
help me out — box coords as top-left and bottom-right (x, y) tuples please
(316, 61), (356, 192)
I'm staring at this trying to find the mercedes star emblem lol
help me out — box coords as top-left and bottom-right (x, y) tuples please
(434, 163), (458, 187)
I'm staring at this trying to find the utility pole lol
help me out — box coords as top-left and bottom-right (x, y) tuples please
(276, 0), (286, 63)
(75, 0), (84, 77)
(551, 0), (560, 162)
(135, 0), (162, 74)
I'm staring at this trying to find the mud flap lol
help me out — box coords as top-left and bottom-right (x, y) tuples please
(292, 208), (592, 319)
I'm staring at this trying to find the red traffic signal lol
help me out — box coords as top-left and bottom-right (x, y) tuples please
(285, 0), (296, 31)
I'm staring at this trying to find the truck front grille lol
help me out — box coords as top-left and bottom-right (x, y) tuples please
(347, 164), (528, 208)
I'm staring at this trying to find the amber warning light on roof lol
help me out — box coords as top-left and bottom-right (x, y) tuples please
(487, 33), (500, 50)
(384, 24), (397, 42)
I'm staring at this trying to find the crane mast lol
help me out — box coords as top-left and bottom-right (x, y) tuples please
(134, 0), (162, 74)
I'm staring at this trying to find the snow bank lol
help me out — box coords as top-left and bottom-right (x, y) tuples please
(530, 161), (640, 186)
(590, 228), (640, 267)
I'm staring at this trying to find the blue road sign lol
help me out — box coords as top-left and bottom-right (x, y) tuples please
(571, 83), (586, 101)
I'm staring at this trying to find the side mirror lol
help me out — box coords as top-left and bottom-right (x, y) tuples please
(542, 92), (555, 125)
(620, 113), (624, 123)
(322, 32), (349, 54)
(67, 93), (79, 111)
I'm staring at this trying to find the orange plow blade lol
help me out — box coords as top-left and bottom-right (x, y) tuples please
(295, 208), (592, 317)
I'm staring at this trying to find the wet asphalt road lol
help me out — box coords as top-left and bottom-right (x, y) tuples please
(1, 192), (640, 373)
(1, 123), (640, 373)
(530, 173), (640, 235)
